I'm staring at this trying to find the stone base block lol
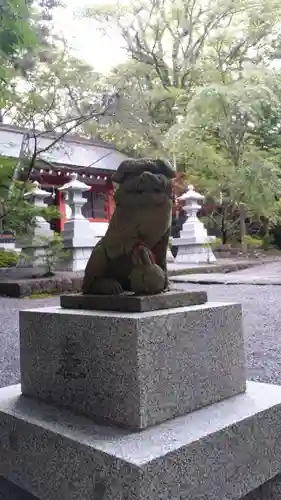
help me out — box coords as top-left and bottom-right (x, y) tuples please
(17, 246), (49, 270)
(1, 383), (281, 500)
(166, 246), (175, 262)
(20, 302), (245, 429)
(0, 473), (280, 500)
(0, 274), (83, 298)
(175, 243), (216, 264)
(58, 247), (94, 272)
(261, 475), (281, 499)
(242, 475), (281, 499)
(60, 290), (207, 312)
(0, 477), (38, 499)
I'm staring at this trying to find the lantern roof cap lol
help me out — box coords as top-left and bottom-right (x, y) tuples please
(178, 184), (204, 201)
(59, 172), (90, 192)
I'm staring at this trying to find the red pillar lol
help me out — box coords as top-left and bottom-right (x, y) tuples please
(56, 191), (66, 232)
(107, 189), (115, 219)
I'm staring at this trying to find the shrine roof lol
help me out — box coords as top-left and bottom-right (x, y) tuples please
(0, 123), (130, 172)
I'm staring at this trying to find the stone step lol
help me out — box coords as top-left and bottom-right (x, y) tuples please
(0, 382), (281, 500)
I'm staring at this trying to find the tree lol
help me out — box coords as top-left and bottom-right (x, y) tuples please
(0, 0), (35, 63)
(0, 0), (60, 118)
(81, 0), (281, 163)
(9, 48), (106, 129)
(1, 0), (59, 71)
(31, 233), (70, 276)
(9, 82), (120, 190)
(165, 74), (281, 247)
(84, 0), (281, 91)
(0, 49), (121, 235)
(0, 0), (33, 108)
(85, 60), (166, 156)
(6, 46), (161, 157)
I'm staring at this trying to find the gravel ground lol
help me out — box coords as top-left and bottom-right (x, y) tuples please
(0, 285), (281, 388)
(179, 283), (281, 385)
(0, 296), (59, 388)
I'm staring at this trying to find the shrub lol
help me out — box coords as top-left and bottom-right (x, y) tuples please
(0, 249), (19, 267)
(38, 233), (70, 276)
(22, 233), (70, 276)
(210, 237), (223, 249)
(243, 235), (263, 249)
(261, 235), (274, 250)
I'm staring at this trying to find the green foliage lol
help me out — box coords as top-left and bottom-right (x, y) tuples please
(243, 235), (263, 249)
(261, 234), (274, 250)
(0, 0), (60, 66)
(12, 51), (104, 129)
(165, 75), (281, 245)
(84, 0), (281, 90)
(0, 183), (59, 236)
(0, 157), (59, 236)
(0, 155), (15, 184)
(27, 291), (57, 298)
(11, 50), (164, 156)
(210, 237), (223, 249)
(0, 0), (36, 58)
(3, 0), (281, 243)
(0, 0), (59, 111)
(0, 157), (38, 235)
(0, 0), (35, 102)
(81, 0), (281, 157)
(0, 249), (19, 268)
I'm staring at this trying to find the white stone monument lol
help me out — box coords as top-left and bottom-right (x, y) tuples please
(173, 184), (216, 264)
(58, 173), (97, 271)
(166, 237), (175, 262)
(17, 181), (53, 268)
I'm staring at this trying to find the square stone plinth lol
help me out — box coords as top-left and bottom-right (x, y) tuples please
(20, 302), (246, 429)
(60, 290), (207, 312)
(1, 383), (281, 500)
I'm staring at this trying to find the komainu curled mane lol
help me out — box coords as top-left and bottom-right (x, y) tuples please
(82, 158), (176, 295)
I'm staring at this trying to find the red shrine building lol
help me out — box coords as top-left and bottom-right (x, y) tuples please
(0, 124), (129, 236)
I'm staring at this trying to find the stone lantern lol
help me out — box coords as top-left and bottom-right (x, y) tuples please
(23, 181), (53, 238)
(58, 173), (97, 271)
(59, 173), (89, 222)
(173, 185), (216, 264)
(167, 238), (175, 263)
(17, 181), (53, 268)
(24, 181), (49, 206)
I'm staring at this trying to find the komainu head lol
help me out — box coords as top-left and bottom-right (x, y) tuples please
(112, 158), (176, 195)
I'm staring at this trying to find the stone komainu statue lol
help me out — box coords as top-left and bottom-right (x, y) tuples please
(82, 158), (176, 295)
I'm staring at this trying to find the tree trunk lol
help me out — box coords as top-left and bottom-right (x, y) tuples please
(239, 206), (247, 252)
(222, 230), (228, 245)
(262, 217), (269, 238)
(221, 208), (228, 245)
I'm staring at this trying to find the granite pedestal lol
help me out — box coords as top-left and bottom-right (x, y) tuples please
(20, 300), (245, 429)
(1, 291), (281, 499)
